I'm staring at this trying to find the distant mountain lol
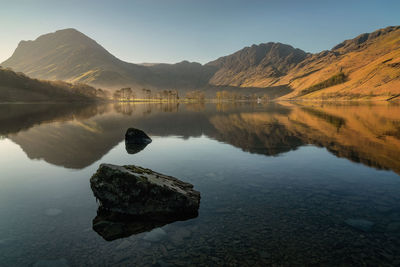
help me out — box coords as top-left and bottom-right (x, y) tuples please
(2, 26), (400, 100)
(206, 42), (309, 87)
(207, 26), (400, 100)
(1, 28), (216, 90)
(0, 66), (106, 102)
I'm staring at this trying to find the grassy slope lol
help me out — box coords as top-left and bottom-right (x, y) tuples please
(279, 27), (400, 100)
(0, 67), (105, 102)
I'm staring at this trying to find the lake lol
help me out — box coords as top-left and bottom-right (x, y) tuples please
(0, 102), (400, 266)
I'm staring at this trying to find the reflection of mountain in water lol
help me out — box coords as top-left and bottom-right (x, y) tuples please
(2, 102), (400, 174)
(284, 103), (400, 173)
(0, 103), (105, 135)
(209, 113), (303, 155)
(4, 103), (217, 168)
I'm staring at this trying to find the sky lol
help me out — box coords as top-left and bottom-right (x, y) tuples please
(0, 0), (399, 64)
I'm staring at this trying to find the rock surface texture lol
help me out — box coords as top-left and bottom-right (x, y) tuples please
(90, 164), (200, 218)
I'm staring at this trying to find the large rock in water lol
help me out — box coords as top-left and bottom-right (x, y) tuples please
(125, 128), (152, 144)
(90, 164), (200, 219)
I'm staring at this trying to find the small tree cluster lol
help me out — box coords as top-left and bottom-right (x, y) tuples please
(299, 72), (347, 96)
(142, 88), (152, 99)
(154, 90), (179, 101)
(186, 90), (205, 101)
(113, 87), (135, 101)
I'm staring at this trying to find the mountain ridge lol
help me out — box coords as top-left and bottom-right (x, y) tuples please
(2, 26), (400, 100)
(206, 42), (309, 87)
(2, 28), (216, 91)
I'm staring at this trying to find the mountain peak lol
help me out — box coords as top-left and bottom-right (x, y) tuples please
(2, 28), (122, 82)
(207, 41), (308, 69)
(31, 28), (100, 48)
(1, 28), (216, 89)
(206, 41), (309, 87)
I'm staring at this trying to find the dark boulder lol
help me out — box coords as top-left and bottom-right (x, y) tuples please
(90, 164), (200, 218)
(125, 128), (152, 144)
(90, 163), (200, 241)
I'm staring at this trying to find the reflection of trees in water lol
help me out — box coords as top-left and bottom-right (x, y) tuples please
(383, 121), (400, 139)
(159, 103), (179, 113)
(216, 102), (259, 112)
(301, 107), (346, 133)
(185, 102), (206, 112)
(113, 102), (180, 115)
(113, 102), (137, 115)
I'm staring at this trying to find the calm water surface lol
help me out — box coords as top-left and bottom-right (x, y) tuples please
(1, 102), (400, 266)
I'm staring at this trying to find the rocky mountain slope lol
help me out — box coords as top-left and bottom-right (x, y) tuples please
(207, 26), (400, 100)
(206, 42), (309, 87)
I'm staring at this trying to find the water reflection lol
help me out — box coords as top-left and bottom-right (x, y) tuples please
(125, 142), (149, 155)
(1, 102), (400, 266)
(93, 208), (198, 241)
(124, 128), (152, 154)
(1, 102), (400, 174)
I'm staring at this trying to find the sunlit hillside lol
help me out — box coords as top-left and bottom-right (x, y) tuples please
(0, 66), (107, 102)
(207, 26), (400, 100)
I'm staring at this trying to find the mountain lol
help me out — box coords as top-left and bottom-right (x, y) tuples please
(0, 66), (106, 102)
(207, 26), (400, 100)
(1, 28), (216, 91)
(2, 26), (400, 100)
(1, 28), (135, 85)
(206, 42), (309, 87)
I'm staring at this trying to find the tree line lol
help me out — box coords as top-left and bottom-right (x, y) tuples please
(112, 87), (270, 102)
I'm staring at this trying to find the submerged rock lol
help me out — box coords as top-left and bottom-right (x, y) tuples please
(125, 128), (152, 145)
(143, 227), (167, 242)
(90, 163), (200, 240)
(345, 218), (374, 232)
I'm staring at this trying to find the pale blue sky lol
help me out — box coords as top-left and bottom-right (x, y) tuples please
(0, 0), (399, 64)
